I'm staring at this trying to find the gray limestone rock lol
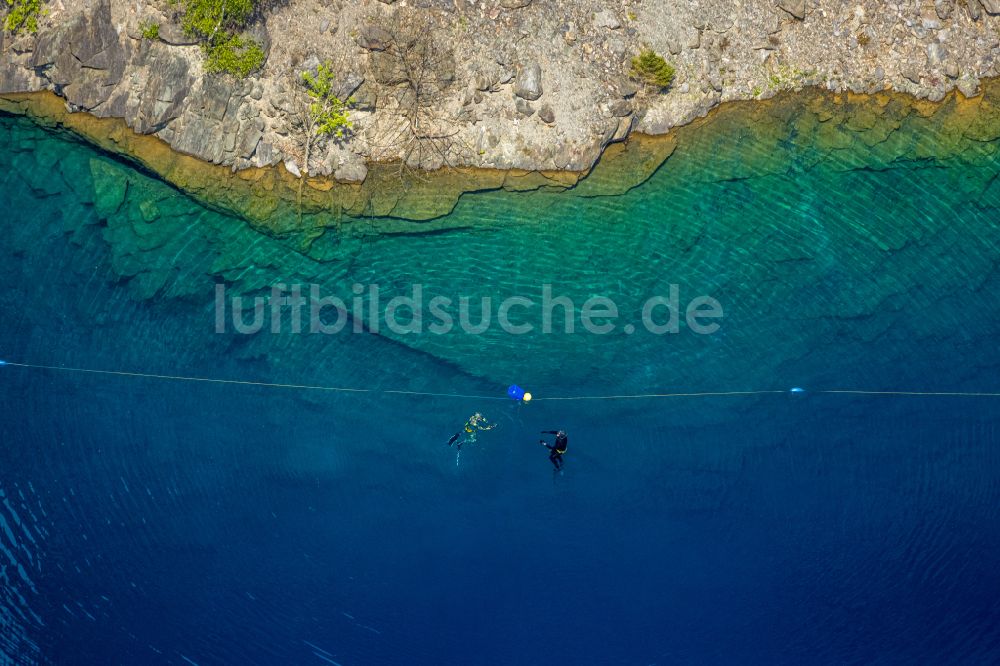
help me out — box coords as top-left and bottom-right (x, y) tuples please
(169, 75), (244, 164)
(133, 45), (194, 134)
(335, 72), (365, 100)
(156, 22), (200, 46)
(927, 43), (948, 66)
(253, 141), (279, 167)
(957, 75), (981, 96)
(301, 55), (321, 77)
(608, 114), (636, 143)
(0, 53), (36, 94)
(357, 25), (394, 51)
(617, 80), (639, 98)
(474, 72), (495, 92)
(594, 10), (621, 30)
(538, 104), (555, 124)
(499, 0), (531, 8)
(608, 38), (627, 60)
(901, 65), (922, 84)
(495, 46), (514, 67)
(967, 0), (983, 20)
(33, 0), (126, 111)
(335, 159), (368, 182)
(776, 0), (806, 19)
(608, 99), (632, 117)
(514, 62), (543, 100)
(246, 22), (271, 57)
(351, 82), (377, 111)
(370, 52), (408, 85)
(515, 97), (535, 116)
(474, 64), (510, 92)
(239, 125), (264, 158)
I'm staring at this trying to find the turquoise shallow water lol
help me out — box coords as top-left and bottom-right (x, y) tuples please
(1, 100), (1000, 664)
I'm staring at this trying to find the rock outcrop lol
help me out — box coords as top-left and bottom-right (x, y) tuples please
(776, 0), (806, 20)
(514, 63), (543, 101)
(3, 0), (1000, 183)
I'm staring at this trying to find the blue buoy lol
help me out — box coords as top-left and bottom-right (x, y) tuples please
(507, 385), (532, 402)
(790, 387), (805, 393)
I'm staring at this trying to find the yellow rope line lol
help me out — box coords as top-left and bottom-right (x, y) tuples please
(533, 391), (787, 401)
(1, 362), (372, 394)
(0, 362), (511, 400)
(3, 361), (1000, 400)
(819, 389), (1000, 397)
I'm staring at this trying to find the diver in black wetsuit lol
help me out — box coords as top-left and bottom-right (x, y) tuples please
(539, 430), (568, 470)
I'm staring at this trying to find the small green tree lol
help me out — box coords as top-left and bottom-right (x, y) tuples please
(630, 49), (675, 90)
(4, 0), (43, 34)
(294, 62), (354, 222)
(302, 62), (354, 139)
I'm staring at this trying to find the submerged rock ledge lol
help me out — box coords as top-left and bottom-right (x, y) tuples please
(5, 77), (1000, 388)
(3, 77), (1000, 233)
(0, 89), (677, 228)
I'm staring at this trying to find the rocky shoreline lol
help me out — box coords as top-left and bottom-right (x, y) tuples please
(3, 0), (1000, 185)
(4, 76), (999, 233)
(0, 89), (677, 226)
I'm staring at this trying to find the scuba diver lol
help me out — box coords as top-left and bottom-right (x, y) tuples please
(447, 412), (497, 450)
(539, 430), (568, 470)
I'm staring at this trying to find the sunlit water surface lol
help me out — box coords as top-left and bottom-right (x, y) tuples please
(1, 95), (1000, 665)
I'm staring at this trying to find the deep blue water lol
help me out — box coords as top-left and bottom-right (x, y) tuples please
(1, 101), (1000, 665)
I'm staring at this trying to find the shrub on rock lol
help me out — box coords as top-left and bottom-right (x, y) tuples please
(4, 0), (43, 34)
(140, 20), (160, 40)
(180, 0), (265, 78)
(203, 33), (265, 78)
(630, 49), (675, 90)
